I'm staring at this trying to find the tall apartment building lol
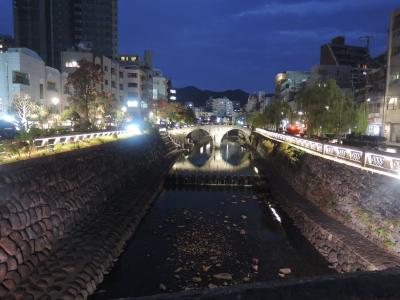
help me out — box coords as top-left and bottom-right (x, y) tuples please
(13, 0), (118, 70)
(384, 7), (400, 142)
(319, 36), (370, 101)
(206, 97), (234, 117)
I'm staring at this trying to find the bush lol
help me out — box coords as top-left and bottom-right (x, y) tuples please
(262, 139), (275, 154)
(277, 142), (304, 166)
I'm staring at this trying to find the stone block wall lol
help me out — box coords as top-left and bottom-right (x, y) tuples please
(0, 135), (174, 296)
(253, 135), (400, 264)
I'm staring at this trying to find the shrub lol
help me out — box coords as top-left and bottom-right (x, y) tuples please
(277, 142), (304, 165)
(262, 139), (275, 154)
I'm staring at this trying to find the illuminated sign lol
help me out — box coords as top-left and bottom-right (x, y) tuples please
(170, 89), (176, 94)
(170, 96), (177, 101)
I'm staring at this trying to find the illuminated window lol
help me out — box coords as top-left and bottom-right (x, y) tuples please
(388, 97), (398, 110)
(65, 61), (79, 68)
(121, 57), (126, 61)
(0, 44), (3, 49)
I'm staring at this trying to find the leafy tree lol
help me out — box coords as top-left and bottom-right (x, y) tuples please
(264, 99), (291, 130)
(67, 59), (102, 128)
(297, 79), (366, 136)
(61, 107), (80, 128)
(183, 107), (196, 124)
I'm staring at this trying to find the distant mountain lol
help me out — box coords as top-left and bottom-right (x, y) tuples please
(176, 86), (249, 107)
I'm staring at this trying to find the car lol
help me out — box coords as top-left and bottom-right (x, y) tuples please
(0, 120), (17, 140)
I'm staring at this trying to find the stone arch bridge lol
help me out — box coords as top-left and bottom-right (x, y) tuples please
(167, 125), (252, 148)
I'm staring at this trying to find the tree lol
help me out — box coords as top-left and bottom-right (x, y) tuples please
(183, 107), (196, 124)
(67, 59), (102, 128)
(61, 107), (80, 128)
(264, 99), (291, 130)
(297, 79), (365, 136)
(12, 95), (41, 130)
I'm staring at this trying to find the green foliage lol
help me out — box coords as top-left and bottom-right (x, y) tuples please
(246, 112), (267, 128)
(262, 139), (275, 154)
(265, 99), (292, 130)
(277, 142), (304, 165)
(296, 79), (367, 136)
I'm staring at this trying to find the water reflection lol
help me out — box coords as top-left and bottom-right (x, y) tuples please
(172, 140), (251, 175)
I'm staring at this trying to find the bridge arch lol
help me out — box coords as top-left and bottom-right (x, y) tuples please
(168, 125), (251, 148)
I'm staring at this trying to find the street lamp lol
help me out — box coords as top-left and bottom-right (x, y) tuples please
(325, 106), (330, 111)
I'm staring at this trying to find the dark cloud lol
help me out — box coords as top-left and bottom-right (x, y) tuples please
(0, 0), (398, 91)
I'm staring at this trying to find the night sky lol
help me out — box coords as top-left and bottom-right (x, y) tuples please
(0, 0), (398, 92)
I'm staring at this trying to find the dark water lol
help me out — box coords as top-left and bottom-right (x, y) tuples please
(92, 140), (334, 299)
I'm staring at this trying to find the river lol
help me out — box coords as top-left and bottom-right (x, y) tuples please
(92, 139), (334, 299)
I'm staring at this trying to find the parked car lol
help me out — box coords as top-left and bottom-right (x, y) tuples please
(0, 120), (17, 140)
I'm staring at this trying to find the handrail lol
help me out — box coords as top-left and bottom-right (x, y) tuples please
(33, 130), (128, 148)
(255, 128), (400, 177)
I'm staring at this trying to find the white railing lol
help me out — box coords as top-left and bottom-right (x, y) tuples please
(33, 130), (127, 148)
(256, 128), (400, 177)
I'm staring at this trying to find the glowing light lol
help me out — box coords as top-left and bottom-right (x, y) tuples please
(269, 205), (282, 223)
(65, 61), (79, 68)
(121, 106), (127, 113)
(1, 114), (17, 123)
(254, 166), (259, 174)
(51, 97), (60, 105)
(126, 124), (141, 135)
(127, 100), (139, 108)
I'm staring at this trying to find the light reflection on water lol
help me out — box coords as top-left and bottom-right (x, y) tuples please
(171, 140), (252, 176)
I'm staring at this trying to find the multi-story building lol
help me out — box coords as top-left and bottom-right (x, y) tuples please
(365, 54), (386, 136)
(319, 36), (370, 101)
(275, 71), (310, 106)
(0, 48), (68, 119)
(206, 97), (233, 117)
(13, 0), (118, 70)
(308, 64), (353, 94)
(384, 7), (400, 142)
(152, 69), (168, 101)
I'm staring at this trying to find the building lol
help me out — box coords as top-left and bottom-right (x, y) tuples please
(308, 65), (353, 94)
(0, 48), (68, 119)
(0, 35), (14, 53)
(365, 54), (386, 136)
(260, 93), (275, 112)
(319, 36), (370, 101)
(152, 69), (168, 101)
(206, 97), (234, 117)
(275, 71), (310, 105)
(13, 0), (118, 69)
(384, 7), (400, 142)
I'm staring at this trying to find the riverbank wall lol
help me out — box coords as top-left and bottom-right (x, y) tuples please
(252, 134), (400, 272)
(0, 133), (179, 299)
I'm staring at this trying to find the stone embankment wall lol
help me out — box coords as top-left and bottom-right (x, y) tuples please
(253, 135), (400, 272)
(0, 134), (178, 298)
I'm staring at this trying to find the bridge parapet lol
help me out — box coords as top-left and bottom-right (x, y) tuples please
(256, 128), (400, 179)
(168, 125), (251, 148)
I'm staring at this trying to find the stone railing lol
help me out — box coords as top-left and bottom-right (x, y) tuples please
(33, 130), (128, 148)
(255, 128), (400, 177)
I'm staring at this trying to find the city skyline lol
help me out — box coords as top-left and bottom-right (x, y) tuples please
(0, 0), (398, 92)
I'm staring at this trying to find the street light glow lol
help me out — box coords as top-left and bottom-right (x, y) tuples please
(51, 97), (60, 105)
